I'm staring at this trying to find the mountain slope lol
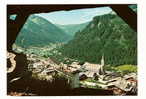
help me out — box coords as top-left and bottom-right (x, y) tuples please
(61, 13), (137, 66)
(56, 22), (89, 37)
(15, 15), (71, 48)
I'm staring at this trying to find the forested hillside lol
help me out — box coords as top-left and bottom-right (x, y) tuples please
(15, 15), (71, 48)
(61, 13), (137, 66)
(8, 6), (137, 96)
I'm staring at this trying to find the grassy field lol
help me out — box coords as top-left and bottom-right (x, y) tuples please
(104, 64), (137, 75)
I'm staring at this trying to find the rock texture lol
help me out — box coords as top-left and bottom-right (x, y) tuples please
(7, 52), (29, 82)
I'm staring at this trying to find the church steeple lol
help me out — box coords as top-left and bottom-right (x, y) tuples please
(101, 54), (104, 66)
(99, 54), (105, 75)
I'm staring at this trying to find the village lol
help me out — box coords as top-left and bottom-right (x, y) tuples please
(7, 51), (137, 96)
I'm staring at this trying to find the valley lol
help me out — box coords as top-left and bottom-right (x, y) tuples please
(8, 6), (137, 96)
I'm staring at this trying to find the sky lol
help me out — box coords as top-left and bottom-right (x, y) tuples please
(36, 7), (112, 25)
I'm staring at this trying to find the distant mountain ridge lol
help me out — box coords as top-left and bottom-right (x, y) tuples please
(15, 15), (71, 48)
(55, 22), (90, 37)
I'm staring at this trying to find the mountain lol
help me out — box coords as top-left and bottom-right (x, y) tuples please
(55, 22), (89, 37)
(15, 15), (71, 48)
(61, 13), (137, 66)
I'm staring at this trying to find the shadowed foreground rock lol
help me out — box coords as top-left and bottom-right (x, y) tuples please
(7, 52), (31, 93)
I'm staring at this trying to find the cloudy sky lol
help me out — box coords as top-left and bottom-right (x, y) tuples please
(36, 7), (112, 25)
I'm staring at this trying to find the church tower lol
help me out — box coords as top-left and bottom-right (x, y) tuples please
(99, 54), (105, 75)
(101, 54), (104, 66)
